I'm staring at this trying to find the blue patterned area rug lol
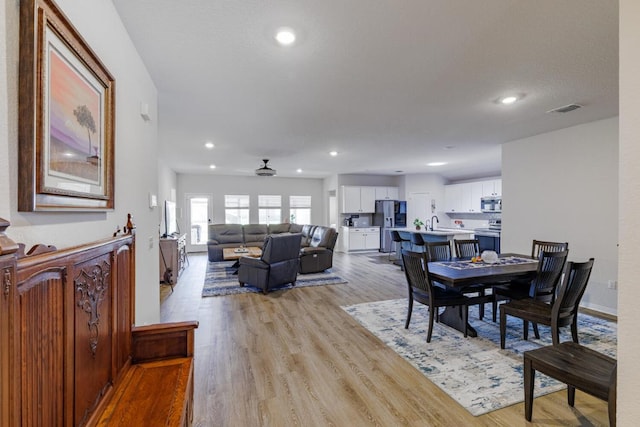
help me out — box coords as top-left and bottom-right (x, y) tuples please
(342, 299), (617, 416)
(202, 261), (347, 297)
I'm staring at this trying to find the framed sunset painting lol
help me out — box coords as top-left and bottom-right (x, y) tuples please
(19, 0), (115, 211)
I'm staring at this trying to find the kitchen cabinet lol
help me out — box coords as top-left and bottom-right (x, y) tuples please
(375, 186), (399, 200)
(470, 182), (483, 212)
(341, 226), (380, 251)
(482, 179), (501, 197)
(444, 183), (462, 212)
(341, 186), (376, 213)
(445, 183), (478, 213)
(445, 179), (502, 213)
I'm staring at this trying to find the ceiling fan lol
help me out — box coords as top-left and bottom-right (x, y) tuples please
(255, 159), (277, 177)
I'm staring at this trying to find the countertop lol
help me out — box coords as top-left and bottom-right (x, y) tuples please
(389, 227), (473, 236)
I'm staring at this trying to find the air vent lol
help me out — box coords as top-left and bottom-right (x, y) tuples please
(547, 103), (582, 114)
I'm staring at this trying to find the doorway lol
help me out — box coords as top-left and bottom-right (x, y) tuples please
(186, 194), (212, 252)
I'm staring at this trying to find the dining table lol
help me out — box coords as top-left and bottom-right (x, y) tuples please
(427, 253), (539, 337)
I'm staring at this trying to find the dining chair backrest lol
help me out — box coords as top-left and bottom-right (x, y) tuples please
(530, 249), (569, 302)
(531, 240), (569, 258)
(551, 258), (595, 329)
(401, 249), (433, 299)
(454, 239), (480, 258)
(426, 241), (452, 262)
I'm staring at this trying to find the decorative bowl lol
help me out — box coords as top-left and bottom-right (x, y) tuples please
(481, 250), (499, 264)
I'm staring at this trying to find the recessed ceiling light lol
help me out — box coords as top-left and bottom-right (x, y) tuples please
(209, 164), (216, 169)
(427, 162), (447, 167)
(296, 168), (303, 173)
(205, 142), (214, 149)
(275, 28), (296, 46)
(329, 151), (338, 157)
(500, 96), (518, 105)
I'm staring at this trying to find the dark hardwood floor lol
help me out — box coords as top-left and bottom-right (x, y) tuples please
(160, 251), (610, 426)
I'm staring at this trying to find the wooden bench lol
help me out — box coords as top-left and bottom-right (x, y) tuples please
(524, 341), (617, 426)
(0, 217), (198, 426)
(95, 321), (198, 426)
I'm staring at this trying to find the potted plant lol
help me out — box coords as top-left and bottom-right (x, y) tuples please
(413, 218), (424, 230)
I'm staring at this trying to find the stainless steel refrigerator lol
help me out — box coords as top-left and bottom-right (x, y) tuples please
(373, 200), (407, 252)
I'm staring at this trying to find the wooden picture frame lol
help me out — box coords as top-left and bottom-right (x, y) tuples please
(18, 0), (115, 211)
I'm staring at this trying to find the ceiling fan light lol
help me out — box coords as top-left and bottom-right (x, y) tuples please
(255, 159), (277, 176)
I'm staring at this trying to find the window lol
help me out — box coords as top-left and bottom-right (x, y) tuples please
(289, 195), (311, 225)
(258, 195), (281, 224)
(225, 195), (249, 224)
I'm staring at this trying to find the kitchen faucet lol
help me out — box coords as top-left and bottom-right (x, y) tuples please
(430, 215), (439, 231)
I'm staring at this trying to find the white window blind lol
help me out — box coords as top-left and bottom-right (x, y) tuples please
(289, 195), (311, 224)
(225, 195), (249, 224)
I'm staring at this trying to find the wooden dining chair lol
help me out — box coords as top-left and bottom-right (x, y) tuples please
(500, 258), (594, 348)
(531, 240), (569, 258)
(454, 239), (480, 258)
(425, 241), (452, 261)
(492, 245), (569, 322)
(401, 250), (471, 342)
(428, 240), (489, 320)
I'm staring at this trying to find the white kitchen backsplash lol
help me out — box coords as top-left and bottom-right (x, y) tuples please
(444, 218), (492, 229)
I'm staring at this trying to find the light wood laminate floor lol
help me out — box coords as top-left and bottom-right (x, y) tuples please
(161, 251), (610, 427)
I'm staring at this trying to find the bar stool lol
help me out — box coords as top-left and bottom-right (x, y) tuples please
(410, 233), (426, 252)
(390, 231), (408, 260)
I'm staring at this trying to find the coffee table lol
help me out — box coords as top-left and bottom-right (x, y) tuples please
(223, 247), (262, 260)
(223, 247), (262, 273)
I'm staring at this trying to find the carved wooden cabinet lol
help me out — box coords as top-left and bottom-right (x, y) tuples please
(1, 220), (18, 426)
(0, 220), (134, 425)
(159, 233), (187, 285)
(0, 218), (197, 426)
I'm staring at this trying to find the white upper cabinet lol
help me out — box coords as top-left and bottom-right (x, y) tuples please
(444, 184), (462, 212)
(375, 186), (399, 200)
(469, 182), (483, 212)
(341, 186), (377, 213)
(482, 179), (501, 197)
(343, 186), (361, 213)
(360, 187), (376, 212)
(493, 180), (502, 196)
(445, 179), (502, 213)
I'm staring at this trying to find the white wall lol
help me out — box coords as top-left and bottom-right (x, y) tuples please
(176, 174), (325, 230)
(502, 117), (618, 315)
(618, 0), (640, 422)
(0, 0), (161, 324)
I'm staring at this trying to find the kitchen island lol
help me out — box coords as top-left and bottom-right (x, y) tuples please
(389, 227), (474, 263)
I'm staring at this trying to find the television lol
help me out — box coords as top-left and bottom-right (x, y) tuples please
(164, 200), (177, 237)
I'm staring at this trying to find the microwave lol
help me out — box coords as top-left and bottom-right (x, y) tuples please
(481, 196), (502, 212)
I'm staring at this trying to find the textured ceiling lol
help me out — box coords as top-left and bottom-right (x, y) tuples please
(112, 0), (618, 180)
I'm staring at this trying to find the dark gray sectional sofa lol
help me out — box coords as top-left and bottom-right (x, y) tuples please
(207, 223), (338, 274)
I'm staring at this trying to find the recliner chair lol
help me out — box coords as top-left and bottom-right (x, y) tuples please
(299, 227), (338, 274)
(238, 233), (302, 294)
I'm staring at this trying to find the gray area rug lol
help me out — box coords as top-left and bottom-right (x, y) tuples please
(342, 298), (617, 416)
(202, 261), (347, 297)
